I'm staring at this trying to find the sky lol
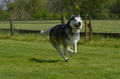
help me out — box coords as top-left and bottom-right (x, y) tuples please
(0, 0), (6, 10)
(0, 0), (14, 10)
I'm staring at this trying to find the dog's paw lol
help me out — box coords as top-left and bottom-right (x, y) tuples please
(70, 52), (75, 57)
(65, 58), (68, 62)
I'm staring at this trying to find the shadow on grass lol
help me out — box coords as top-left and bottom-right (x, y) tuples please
(29, 58), (60, 63)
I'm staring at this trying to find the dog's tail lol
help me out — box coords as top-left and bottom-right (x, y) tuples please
(40, 27), (52, 35)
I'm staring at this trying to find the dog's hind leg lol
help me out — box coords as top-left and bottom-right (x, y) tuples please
(63, 45), (68, 55)
(51, 41), (68, 61)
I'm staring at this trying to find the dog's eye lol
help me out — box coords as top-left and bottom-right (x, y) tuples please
(74, 19), (76, 21)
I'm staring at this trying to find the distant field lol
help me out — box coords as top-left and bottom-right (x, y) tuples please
(91, 20), (120, 33)
(0, 20), (120, 33)
(0, 20), (61, 30)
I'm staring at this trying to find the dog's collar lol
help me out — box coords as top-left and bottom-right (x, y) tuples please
(72, 30), (80, 35)
(73, 32), (79, 34)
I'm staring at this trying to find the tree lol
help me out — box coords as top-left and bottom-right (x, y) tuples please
(60, 0), (82, 14)
(6, 0), (29, 19)
(115, 0), (120, 17)
(3, 0), (120, 19)
(27, 0), (46, 14)
(6, 0), (47, 19)
(60, 0), (112, 18)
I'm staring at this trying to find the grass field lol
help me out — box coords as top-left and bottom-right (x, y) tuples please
(0, 30), (120, 79)
(0, 20), (120, 33)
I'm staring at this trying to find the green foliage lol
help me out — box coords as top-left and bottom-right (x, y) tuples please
(52, 12), (61, 19)
(2, 0), (120, 20)
(7, 2), (16, 11)
(6, 0), (47, 19)
(33, 10), (51, 19)
(89, 13), (110, 19)
(0, 11), (11, 20)
(29, 10), (70, 20)
(27, 0), (47, 14)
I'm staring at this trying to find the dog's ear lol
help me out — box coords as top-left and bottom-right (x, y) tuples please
(71, 14), (75, 18)
(76, 14), (80, 17)
(71, 14), (75, 20)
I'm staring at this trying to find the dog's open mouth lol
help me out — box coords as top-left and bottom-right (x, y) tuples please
(74, 24), (81, 29)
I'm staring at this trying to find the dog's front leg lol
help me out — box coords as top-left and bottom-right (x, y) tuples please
(70, 43), (77, 57)
(73, 43), (77, 53)
(67, 46), (73, 53)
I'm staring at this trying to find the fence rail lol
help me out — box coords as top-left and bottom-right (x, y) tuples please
(1, 29), (120, 38)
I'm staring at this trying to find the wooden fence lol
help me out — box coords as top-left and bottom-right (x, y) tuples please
(0, 17), (120, 41)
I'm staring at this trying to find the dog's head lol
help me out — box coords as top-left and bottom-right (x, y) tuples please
(68, 15), (82, 30)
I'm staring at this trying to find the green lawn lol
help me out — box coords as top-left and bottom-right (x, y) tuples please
(0, 20), (120, 33)
(0, 36), (120, 79)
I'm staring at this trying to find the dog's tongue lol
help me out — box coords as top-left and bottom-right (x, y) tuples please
(77, 26), (80, 29)
(75, 24), (81, 29)
(76, 25), (81, 29)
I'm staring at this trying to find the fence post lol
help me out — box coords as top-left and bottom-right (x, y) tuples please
(10, 18), (14, 36)
(85, 16), (87, 42)
(89, 16), (92, 41)
(61, 17), (66, 24)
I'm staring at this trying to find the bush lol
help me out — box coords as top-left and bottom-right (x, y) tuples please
(0, 11), (11, 20)
(118, 14), (120, 18)
(89, 13), (109, 19)
(33, 10), (54, 19)
(33, 10), (70, 20)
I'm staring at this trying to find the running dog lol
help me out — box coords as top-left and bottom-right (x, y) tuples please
(41, 15), (82, 61)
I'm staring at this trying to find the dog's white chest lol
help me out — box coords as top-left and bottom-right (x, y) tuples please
(66, 34), (80, 45)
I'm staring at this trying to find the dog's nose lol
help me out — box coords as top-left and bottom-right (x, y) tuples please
(78, 22), (81, 25)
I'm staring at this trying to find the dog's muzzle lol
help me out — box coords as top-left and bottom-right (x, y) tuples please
(74, 22), (81, 29)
